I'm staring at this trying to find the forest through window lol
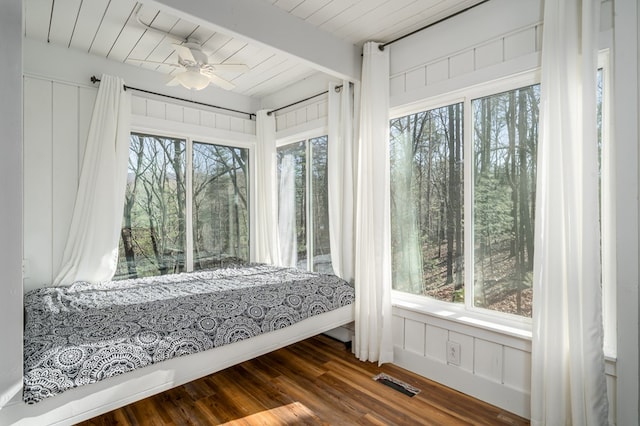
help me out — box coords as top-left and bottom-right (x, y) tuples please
(115, 133), (249, 280)
(390, 84), (540, 317)
(277, 136), (332, 273)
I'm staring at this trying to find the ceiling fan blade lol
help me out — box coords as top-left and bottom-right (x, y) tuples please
(127, 58), (182, 68)
(172, 43), (196, 63)
(166, 77), (181, 86)
(206, 74), (236, 91)
(209, 64), (249, 73)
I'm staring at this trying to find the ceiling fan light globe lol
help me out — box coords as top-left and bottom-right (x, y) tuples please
(176, 69), (210, 90)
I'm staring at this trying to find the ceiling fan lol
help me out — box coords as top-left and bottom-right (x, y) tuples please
(129, 40), (248, 91)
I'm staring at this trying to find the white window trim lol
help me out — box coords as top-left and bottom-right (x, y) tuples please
(598, 49), (616, 358)
(276, 134), (329, 272)
(389, 70), (540, 335)
(389, 58), (614, 353)
(129, 116), (256, 273)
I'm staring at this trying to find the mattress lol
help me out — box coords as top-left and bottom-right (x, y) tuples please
(23, 264), (354, 404)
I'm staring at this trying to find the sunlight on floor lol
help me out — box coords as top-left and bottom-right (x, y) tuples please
(219, 401), (321, 425)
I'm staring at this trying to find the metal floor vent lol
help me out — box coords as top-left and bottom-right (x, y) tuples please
(372, 373), (420, 397)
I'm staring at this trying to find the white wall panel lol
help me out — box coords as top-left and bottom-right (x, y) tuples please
(52, 83), (79, 276)
(473, 339), (503, 383)
(404, 319), (425, 356)
(78, 87), (97, 169)
(392, 315), (404, 348)
(23, 77), (53, 290)
(426, 59), (449, 85)
(389, 75), (405, 97)
(0, 0), (23, 408)
(306, 103), (319, 122)
(147, 99), (166, 120)
(216, 114), (231, 131)
(405, 68), (426, 93)
(230, 117), (245, 134)
(504, 27), (537, 61)
(183, 108), (200, 126)
(295, 108), (308, 127)
(425, 324), (448, 363)
(285, 111), (297, 129)
(503, 346), (531, 392)
(475, 39), (504, 70)
(131, 96), (147, 116)
(200, 111), (216, 128)
(166, 103), (184, 122)
(448, 331), (474, 373)
(392, 305), (532, 418)
(449, 50), (474, 78)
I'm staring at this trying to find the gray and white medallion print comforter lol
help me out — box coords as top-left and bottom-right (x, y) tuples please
(23, 264), (354, 404)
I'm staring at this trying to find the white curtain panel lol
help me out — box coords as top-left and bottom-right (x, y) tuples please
(328, 80), (356, 282)
(53, 74), (130, 285)
(254, 110), (281, 265)
(531, 0), (608, 424)
(278, 153), (297, 267)
(353, 41), (394, 365)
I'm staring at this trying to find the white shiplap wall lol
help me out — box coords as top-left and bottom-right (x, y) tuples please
(22, 75), (256, 292)
(392, 306), (532, 417)
(23, 77), (96, 292)
(274, 95), (329, 139)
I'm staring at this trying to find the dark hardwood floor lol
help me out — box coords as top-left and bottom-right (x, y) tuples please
(78, 335), (530, 425)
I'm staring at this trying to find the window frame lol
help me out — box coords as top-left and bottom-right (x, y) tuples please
(276, 129), (330, 272)
(391, 57), (614, 347)
(390, 70), (540, 333)
(128, 117), (256, 274)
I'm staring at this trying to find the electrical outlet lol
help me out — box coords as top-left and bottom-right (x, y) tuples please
(446, 340), (461, 366)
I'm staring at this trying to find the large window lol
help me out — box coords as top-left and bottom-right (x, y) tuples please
(277, 136), (332, 273)
(390, 84), (540, 318)
(115, 133), (249, 280)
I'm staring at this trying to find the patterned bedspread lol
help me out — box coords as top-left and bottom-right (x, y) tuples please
(23, 264), (354, 404)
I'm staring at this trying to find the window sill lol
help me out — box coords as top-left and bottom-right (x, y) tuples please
(392, 290), (532, 341)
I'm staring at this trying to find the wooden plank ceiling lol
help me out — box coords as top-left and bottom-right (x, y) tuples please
(23, 0), (483, 99)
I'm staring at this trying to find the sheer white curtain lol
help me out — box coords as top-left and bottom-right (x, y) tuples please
(255, 110), (281, 265)
(390, 131), (423, 293)
(53, 74), (130, 285)
(531, 0), (608, 424)
(328, 80), (356, 282)
(278, 153), (297, 267)
(353, 41), (393, 365)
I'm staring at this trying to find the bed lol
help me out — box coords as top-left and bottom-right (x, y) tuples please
(4, 264), (354, 425)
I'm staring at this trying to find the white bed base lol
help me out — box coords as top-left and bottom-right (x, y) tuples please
(0, 305), (354, 426)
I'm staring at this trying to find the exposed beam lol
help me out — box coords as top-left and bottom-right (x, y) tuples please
(148, 0), (361, 82)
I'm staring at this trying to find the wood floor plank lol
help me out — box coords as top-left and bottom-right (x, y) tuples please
(78, 335), (530, 426)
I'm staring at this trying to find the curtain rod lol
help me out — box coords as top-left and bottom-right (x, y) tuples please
(379, 0), (490, 51)
(90, 76), (256, 120)
(266, 84), (345, 116)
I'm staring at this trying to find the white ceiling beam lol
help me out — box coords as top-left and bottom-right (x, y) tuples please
(148, 0), (362, 82)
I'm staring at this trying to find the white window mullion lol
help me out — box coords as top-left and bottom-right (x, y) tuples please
(463, 96), (474, 312)
(185, 138), (194, 272)
(306, 140), (314, 272)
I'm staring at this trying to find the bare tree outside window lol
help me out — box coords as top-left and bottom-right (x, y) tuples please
(192, 142), (249, 270)
(115, 134), (249, 280)
(472, 84), (540, 317)
(277, 136), (332, 273)
(116, 133), (186, 279)
(390, 104), (464, 302)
